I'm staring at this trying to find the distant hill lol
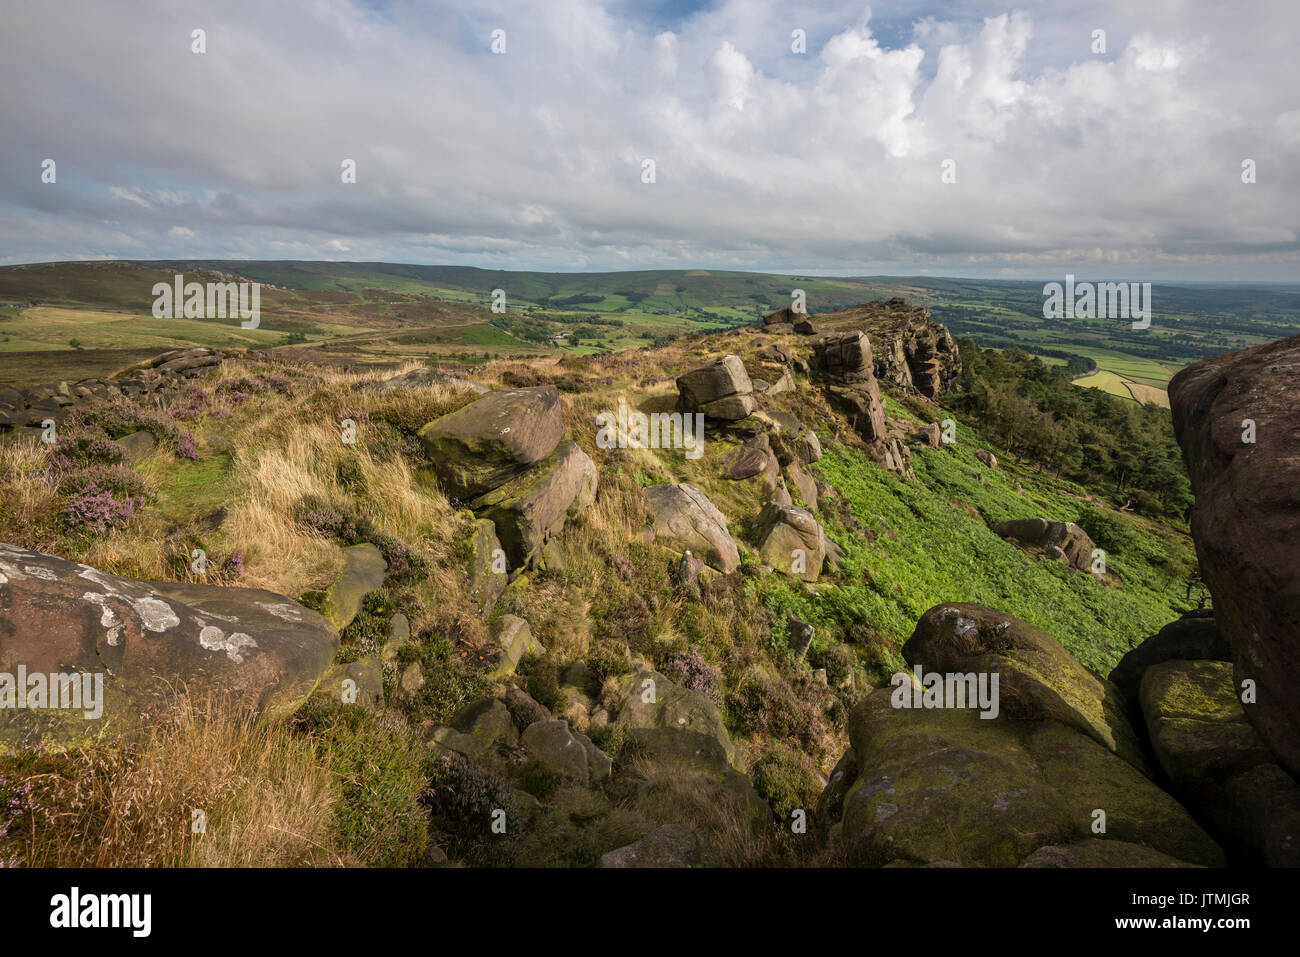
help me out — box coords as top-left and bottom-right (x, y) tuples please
(3, 260), (1299, 403)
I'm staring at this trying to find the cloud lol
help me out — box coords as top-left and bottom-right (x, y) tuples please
(0, 0), (1296, 279)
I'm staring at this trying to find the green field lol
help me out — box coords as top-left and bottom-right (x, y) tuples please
(3, 261), (1298, 393)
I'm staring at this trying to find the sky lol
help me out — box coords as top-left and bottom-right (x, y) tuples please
(1, 0), (1297, 279)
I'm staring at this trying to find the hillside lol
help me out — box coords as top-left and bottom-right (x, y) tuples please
(6, 262), (1299, 408)
(7, 296), (1289, 870)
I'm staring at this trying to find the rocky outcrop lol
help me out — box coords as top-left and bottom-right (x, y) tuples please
(825, 383), (886, 443)
(808, 299), (962, 398)
(0, 348), (228, 433)
(0, 544), (338, 751)
(1140, 660), (1300, 866)
(1169, 333), (1300, 778)
(676, 355), (755, 421)
(815, 330), (876, 383)
(419, 385), (565, 500)
(992, 518), (1096, 571)
(420, 384), (596, 571)
(470, 440), (596, 568)
(643, 484), (740, 573)
(752, 502), (827, 582)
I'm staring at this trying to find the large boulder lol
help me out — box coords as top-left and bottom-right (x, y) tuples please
(642, 484), (740, 573)
(0, 545), (338, 751)
(825, 687), (1223, 867)
(613, 668), (735, 770)
(676, 355), (754, 421)
(752, 502), (826, 582)
(470, 440), (596, 568)
(1169, 333), (1300, 778)
(1140, 660), (1300, 866)
(418, 385), (565, 500)
(903, 603), (1148, 772)
(1108, 610), (1230, 709)
(815, 330), (875, 382)
(992, 518), (1096, 571)
(825, 382), (887, 444)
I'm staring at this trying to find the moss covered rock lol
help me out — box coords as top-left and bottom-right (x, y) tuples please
(419, 385), (565, 500)
(825, 688), (1222, 868)
(1140, 659), (1300, 866)
(471, 440), (596, 569)
(903, 603), (1148, 772)
(321, 543), (387, 631)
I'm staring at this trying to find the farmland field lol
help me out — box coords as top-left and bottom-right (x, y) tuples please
(3, 262), (1299, 399)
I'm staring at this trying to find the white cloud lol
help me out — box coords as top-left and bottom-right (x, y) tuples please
(0, 0), (1296, 278)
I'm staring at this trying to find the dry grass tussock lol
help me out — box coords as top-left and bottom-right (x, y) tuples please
(5, 693), (341, 867)
(0, 440), (59, 551)
(220, 368), (469, 598)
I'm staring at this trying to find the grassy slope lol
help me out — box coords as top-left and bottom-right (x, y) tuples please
(0, 314), (1206, 866)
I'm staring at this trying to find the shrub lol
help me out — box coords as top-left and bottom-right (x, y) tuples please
(48, 427), (122, 471)
(586, 640), (634, 684)
(406, 653), (490, 726)
(423, 752), (515, 858)
(751, 746), (823, 824)
(660, 650), (721, 705)
(55, 464), (150, 500)
(170, 386), (211, 420)
(1076, 505), (1142, 555)
(73, 397), (178, 444)
(726, 668), (821, 755)
(516, 653), (567, 714)
(60, 483), (143, 533)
